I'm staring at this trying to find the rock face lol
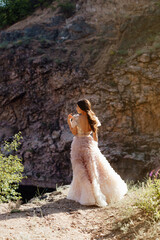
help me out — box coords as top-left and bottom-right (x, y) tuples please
(0, 0), (160, 188)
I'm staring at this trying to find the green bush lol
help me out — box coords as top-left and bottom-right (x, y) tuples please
(135, 176), (160, 221)
(0, 0), (54, 29)
(0, 0), (32, 27)
(34, 0), (54, 9)
(0, 132), (25, 203)
(57, 0), (76, 18)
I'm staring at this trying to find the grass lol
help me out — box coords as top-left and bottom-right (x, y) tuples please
(152, 42), (160, 51)
(36, 48), (45, 55)
(55, 58), (63, 64)
(135, 42), (160, 57)
(117, 49), (128, 56)
(8, 199), (22, 213)
(0, 36), (33, 50)
(109, 49), (116, 56)
(135, 178), (160, 221)
(38, 37), (50, 44)
(111, 31), (160, 66)
(110, 176), (160, 239)
(10, 209), (21, 213)
(136, 49), (147, 56)
(118, 57), (126, 65)
(0, 41), (9, 49)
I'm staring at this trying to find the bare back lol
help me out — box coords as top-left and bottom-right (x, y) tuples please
(78, 114), (91, 134)
(69, 113), (100, 141)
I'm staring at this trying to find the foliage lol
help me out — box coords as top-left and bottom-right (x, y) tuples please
(57, 0), (76, 18)
(135, 174), (160, 221)
(156, 0), (160, 7)
(0, 132), (25, 203)
(117, 49), (128, 56)
(0, 0), (32, 28)
(33, 0), (54, 9)
(110, 180), (160, 240)
(0, 0), (55, 29)
(0, 41), (9, 49)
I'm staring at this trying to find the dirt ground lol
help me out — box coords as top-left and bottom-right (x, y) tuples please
(0, 186), (129, 240)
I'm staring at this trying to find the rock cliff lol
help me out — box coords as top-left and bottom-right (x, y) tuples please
(0, 0), (160, 188)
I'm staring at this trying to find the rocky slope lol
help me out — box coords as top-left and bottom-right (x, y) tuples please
(0, 0), (160, 188)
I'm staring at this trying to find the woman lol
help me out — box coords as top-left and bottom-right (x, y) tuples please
(67, 99), (127, 207)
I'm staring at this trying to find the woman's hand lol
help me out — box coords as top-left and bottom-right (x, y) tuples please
(68, 113), (73, 121)
(67, 113), (74, 126)
(67, 113), (77, 135)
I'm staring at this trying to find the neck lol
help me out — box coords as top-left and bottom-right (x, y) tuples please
(79, 109), (87, 115)
(81, 111), (87, 115)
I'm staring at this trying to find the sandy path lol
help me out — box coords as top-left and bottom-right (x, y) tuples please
(0, 186), (122, 240)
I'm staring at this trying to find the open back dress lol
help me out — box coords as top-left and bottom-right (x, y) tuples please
(67, 114), (128, 207)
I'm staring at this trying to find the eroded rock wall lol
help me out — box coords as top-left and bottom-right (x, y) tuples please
(0, 0), (159, 187)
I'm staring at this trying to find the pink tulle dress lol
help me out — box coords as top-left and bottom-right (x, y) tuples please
(67, 114), (128, 207)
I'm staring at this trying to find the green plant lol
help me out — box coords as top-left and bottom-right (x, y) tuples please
(0, 0), (33, 28)
(10, 208), (21, 213)
(117, 49), (128, 56)
(38, 37), (52, 45)
(50, 5), (56, 11)
(36, 48), (45, 55)
(0, 41), (9, 49)
(109, 49), (116, 56)
(0, 132), (25, 203)
(0, 0), (55, 29)
(57, 0), (76, 18)
(156, 0), (160, 7)
(15, 39), (23, 46)
(118, 57), (126, 65)
(0, 36), (33, 50)
(135, 177), (160, 221)
(136, 49), (146, 56)
(34, 0), (54, 9)
(153, 42), (160, 50)
(55, 58), (63, 64)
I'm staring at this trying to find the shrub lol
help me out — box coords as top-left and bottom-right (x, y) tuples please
(57, 0), (76, 18)
(0, 0), (55, 29)
(0, 132), (25, 203)
(135, 175), (160, 221)
(0, 0), (33, 28)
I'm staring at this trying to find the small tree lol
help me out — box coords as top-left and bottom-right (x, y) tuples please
(0, 0), (55, 28)
(0, 132), (24, 203)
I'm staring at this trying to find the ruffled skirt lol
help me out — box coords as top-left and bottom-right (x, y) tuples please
(67, 136), (128, 207)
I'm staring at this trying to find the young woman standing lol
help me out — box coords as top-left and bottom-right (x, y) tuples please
(67, 99), (127, 207)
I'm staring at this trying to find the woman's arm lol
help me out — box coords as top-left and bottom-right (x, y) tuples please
(67, 114), (77, 136)
(93, 129), (98, 142)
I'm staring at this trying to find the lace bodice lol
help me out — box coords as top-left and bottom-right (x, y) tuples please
(70, 114), (101, 136)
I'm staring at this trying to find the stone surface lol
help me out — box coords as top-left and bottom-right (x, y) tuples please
(0, 0), (159, 188)
(138, 53), (150, 63)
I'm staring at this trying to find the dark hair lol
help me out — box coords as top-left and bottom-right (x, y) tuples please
(77, 99), (97, 132)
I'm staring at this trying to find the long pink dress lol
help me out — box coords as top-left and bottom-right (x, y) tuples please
(67, 114), (128, 207)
